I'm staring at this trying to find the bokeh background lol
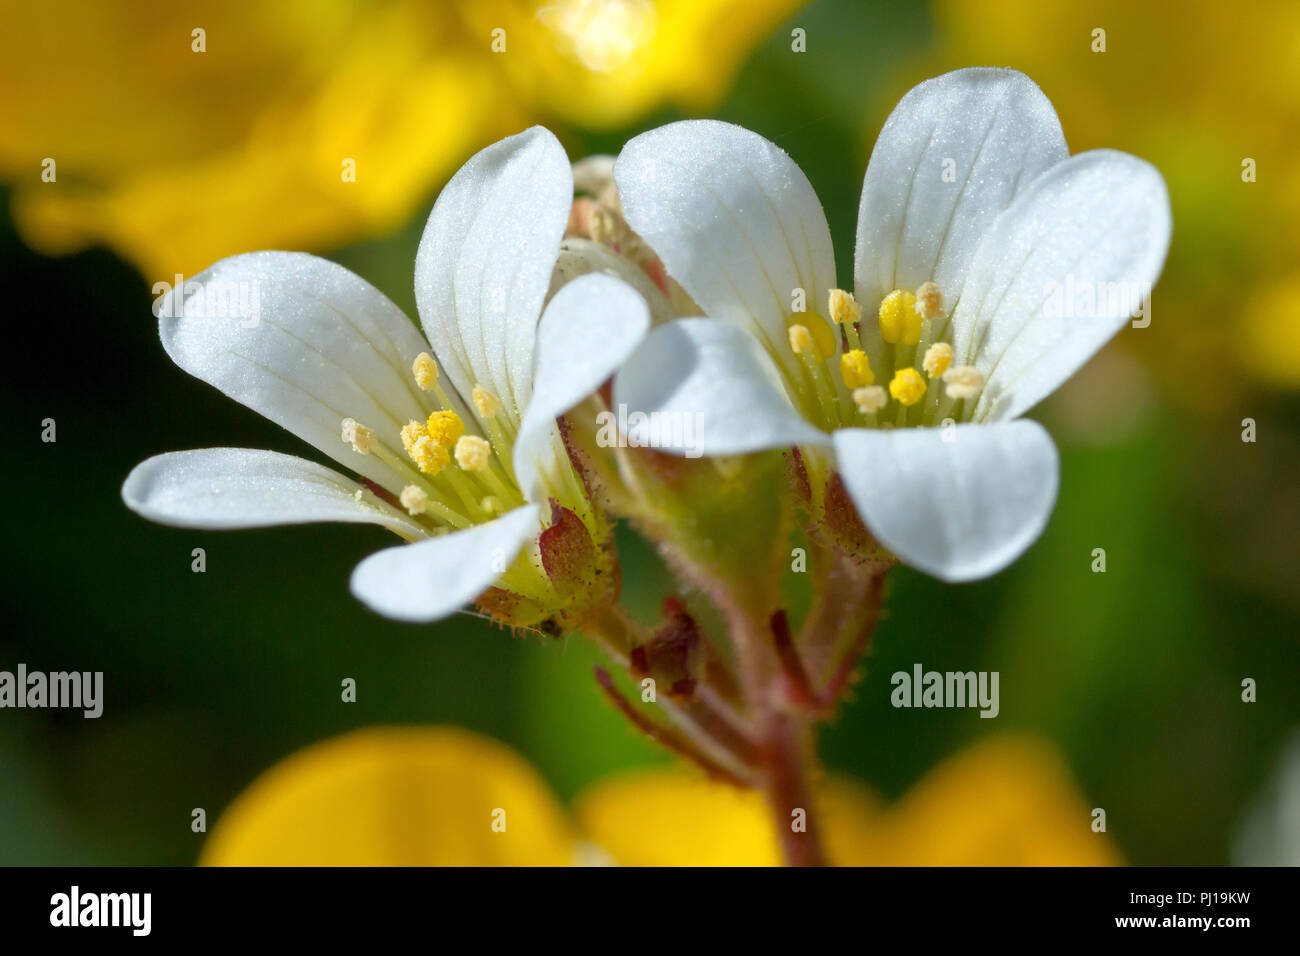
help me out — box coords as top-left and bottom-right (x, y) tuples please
(3, 0), (1298, 864)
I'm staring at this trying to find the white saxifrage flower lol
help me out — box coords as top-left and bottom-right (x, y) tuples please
(610, 68), (1172, 581)
(123, 128), (648, 625)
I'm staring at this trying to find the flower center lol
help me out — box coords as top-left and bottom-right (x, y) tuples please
(782, 281), (986, 431)
(337, 352), (526, 535)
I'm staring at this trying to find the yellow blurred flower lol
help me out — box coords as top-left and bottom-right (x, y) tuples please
(931, 0), (1300, 396)
(467, 0), (800, 127)
(0, 0), (801, 279)
(201, 727), (1119, 866)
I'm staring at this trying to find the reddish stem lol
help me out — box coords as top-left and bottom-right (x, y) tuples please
(770, 609), (816, 708)
(815, 567), (886, 709)
(763, 710), (826, 867)
(593, 666), (751, 787)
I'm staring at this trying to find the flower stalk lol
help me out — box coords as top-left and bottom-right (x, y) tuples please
(573, 443), (891, 865)
(762, 709), (826, 867)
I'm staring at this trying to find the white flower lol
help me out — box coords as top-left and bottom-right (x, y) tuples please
(608, 68), (1172, 581)
(123, 128), (649, 623)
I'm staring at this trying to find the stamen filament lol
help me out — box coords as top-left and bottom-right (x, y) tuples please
(440, 464), (493, 519)
(482, 415), (518, 484)
(843, 322), (863, 352)
(798, 350), (840, 430)
(408, 495), (470, 532)
(934, 394), (966, 425)
(368, 442), (474, 529)
(480, 457), (520, 507)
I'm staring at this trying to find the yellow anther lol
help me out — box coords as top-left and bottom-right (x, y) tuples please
(401, 421), (450, 475)
(786, 312), (837, 359)
(425, 410), (465, 449)
(922, 342), (954, 379)
(472, 385), (501, 420)
(340, 417), (376, 455)
(889, 367), (927, 406)
(828, 289), (861, 325)
(412, 436), (449, 475)
(853, 385), (887, 414)
(400, 420), (424, 456)
(915, 281), (944, 322)
(878, 289), (922, 345)
(840, 349), (874, 388)
(787, 323), (815, 355)
(455, 435), (492, 472)
(412, 352), (439, 390)
(399, 484), (428, 516)
(942, 365), (986, 400)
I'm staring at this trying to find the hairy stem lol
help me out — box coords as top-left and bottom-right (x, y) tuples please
(800, 549), (888, 690)
(581, 607), (757, 784)
(762, 710), (826, 867)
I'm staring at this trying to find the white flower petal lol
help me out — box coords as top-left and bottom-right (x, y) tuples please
(832, 420), (1059, 582)
(615, 120), (836, 383)
(349, 504), (541, 623)
(415, 127), (572, 425)
(951, 150), (1172, 421)
(157, 251), (432, 496)
(854, 68), (1067, 314)
(613, 318), (828, 457)
(122, 448), (423, 537)
(515, 274), (650, 501)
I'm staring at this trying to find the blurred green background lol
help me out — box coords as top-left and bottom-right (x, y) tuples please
(3, 0), (1298, 864)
